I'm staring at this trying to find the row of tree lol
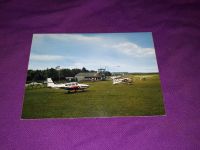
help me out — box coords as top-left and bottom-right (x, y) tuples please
(26, 67), (111, 83)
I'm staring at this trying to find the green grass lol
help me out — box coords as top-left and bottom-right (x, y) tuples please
(21, 74), (165, 119)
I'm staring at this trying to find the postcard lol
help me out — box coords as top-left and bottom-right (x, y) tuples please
(22, 33), (165, 119)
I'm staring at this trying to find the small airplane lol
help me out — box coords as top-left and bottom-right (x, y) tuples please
(25, 82), (43, 87)
(111, 76), (133, 84)
(47, 78), (89, 92)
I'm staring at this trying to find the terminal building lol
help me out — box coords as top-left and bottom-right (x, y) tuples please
(75, 68), (106, 82)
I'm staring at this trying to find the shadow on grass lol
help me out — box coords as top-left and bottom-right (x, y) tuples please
(64, 90), (88, 94)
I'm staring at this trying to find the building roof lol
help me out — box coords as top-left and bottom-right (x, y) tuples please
(75, 72), (101, 77)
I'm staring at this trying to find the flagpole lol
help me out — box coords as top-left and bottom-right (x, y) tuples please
(59, 69), (60, 83)
(56, 66), (60, 83)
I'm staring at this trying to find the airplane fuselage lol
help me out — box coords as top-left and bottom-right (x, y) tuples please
(47, 78), (89, 92)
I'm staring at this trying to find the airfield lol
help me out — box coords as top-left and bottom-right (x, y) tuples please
(22, 74), (165, 119)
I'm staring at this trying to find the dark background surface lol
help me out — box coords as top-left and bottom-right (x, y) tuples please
(0, 0), (200, 149)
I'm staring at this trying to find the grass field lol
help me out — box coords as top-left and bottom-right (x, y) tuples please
(22, 74), (165, 119)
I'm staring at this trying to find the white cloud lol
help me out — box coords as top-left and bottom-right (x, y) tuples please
(30, 54), (64, 61)
(68, 34), (102, 42)
(33, 34), (102, 43)
(109, 42), (155, 57)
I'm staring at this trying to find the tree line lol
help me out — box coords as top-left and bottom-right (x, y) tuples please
(26, 67), (111, 83)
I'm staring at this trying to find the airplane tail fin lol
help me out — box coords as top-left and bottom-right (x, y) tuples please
(113, 79), (118, 84)
(47, 78), (55, 87)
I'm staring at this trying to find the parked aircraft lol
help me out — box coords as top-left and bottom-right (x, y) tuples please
(47, 78), (89, 92)
(25, 82), (43, 87)
(111, 76), (133, 84)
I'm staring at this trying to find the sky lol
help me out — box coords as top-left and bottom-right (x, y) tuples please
(28, 33), (159, 72)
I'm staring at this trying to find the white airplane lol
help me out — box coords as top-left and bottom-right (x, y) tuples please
(110, 75), (122, 80)
(25, 82), (43, 87)
(47, 78), (89, 92)
(111, 76), (133, 84)
(30, 82), (43, 85)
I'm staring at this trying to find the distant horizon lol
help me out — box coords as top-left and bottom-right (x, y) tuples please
(28, 67), (159, 74)
(28, 33), (159, 72)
